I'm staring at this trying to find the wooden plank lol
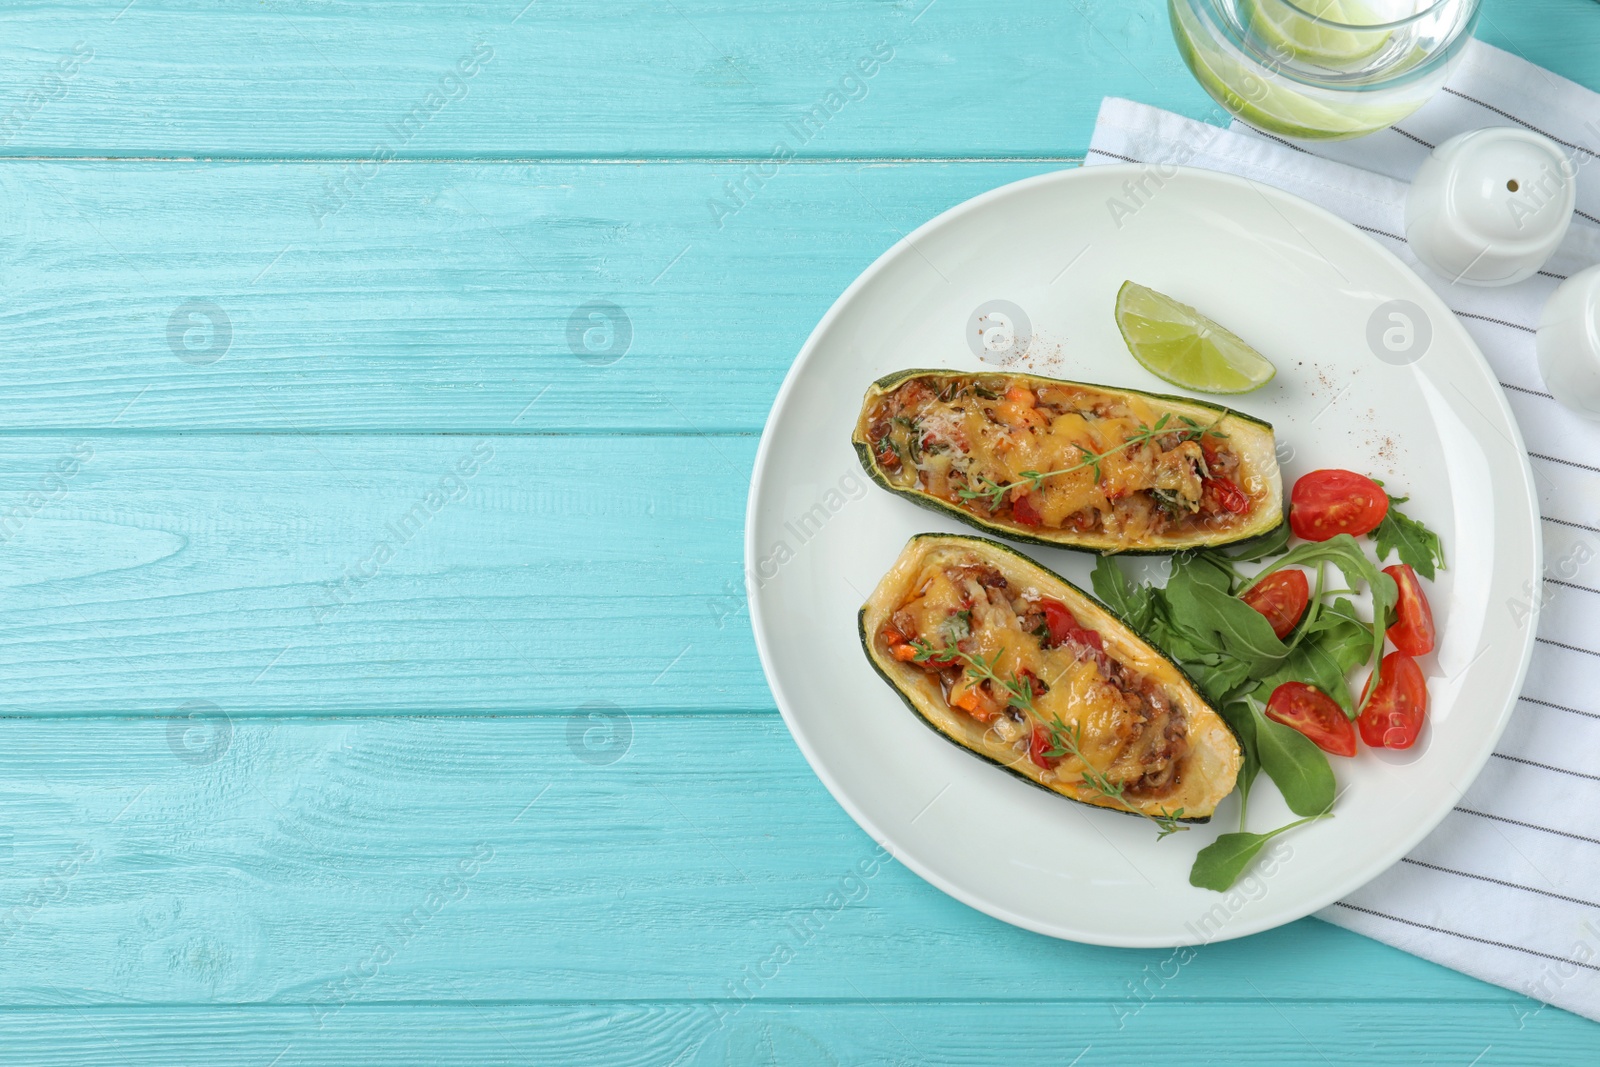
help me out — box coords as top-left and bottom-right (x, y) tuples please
(0, 434), (769, 713)
(0, 159), (1055, 432)
(0, 714), (1545, 1006)
(0, 0), (1214, 159)
(0, 1001), (1596, 1066)
(1474, 0), (1600, 94)
(0, 2), (1591, 160)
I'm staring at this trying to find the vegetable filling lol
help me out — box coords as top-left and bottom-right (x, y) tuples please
(879, 554), (1190, 800)
(864, 375), (1254, 538)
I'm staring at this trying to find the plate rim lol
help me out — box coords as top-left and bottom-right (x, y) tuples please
(744, 162), (1542, 947)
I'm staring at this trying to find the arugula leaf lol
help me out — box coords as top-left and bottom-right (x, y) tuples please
(1253, 597), (1369, 713)
(1164, 569), (1290, 673)
(1090, 556), (1158, 632)
(1189, 812), (1329, 892)
(1305, 594), (1364, 638)
(1092, 557), (1258, 705)
(1186, 657), (1255, 707)
(1250, 702), (1336, 817)
(1217, 701), (1259, 829)
(1089, 554), (1131, 611)
(1203, 522), (1291, 564)
(1373, 494), (1446, 580)
(1171, 550), (1235, 594)
(1250, 534), (1391, 604)
(1161, 626), (1227, 669)
(1246, 534), (1397, 707)
(1303, 598), (1371, 702)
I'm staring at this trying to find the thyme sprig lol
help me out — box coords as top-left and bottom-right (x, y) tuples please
(1042, 718), (1189, 840)
(910, 637), (1188, 838)
(955, 412), (1230, 512)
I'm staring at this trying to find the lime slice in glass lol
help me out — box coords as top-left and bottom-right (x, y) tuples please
(1243, 0), (1392, 68)
(1171, 12), (1409, 139)
(1115, 281), (1276, 395)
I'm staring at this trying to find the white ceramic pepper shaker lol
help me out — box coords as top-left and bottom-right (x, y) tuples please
(1405, 127), (1577, 287)
(1537, 264), (1600, 420)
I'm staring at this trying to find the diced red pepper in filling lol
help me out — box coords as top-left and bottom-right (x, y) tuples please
(1039, 599), (1077, 646)
(1205, 477), (1250, 515)
(1040, 598), (1103, 652)
(1029, 724), (1060, 769)
(1011, 491), (1043, 526)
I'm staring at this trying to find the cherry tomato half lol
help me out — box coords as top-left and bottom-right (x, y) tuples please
(1265, 681), (1357, 757)
(1358, 651), (1427, 749)
(1011, 490), (1043, 526)
(1240, 569), (1310, 639)
(1289, 469), (1389, 541)
(1383, 563), (1436, 657)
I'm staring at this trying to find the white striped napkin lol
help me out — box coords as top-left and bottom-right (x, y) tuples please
(1087, 41), (1600, 1024)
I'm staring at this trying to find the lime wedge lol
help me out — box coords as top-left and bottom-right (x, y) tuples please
(1115, 282), (1276, 395)
(1242, 0), (1391, 68)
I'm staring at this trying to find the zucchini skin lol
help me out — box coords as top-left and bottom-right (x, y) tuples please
(859, 533), (1243, 823)
(853, 369), (1285, 555)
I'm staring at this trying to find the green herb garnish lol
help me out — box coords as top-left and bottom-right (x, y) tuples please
(955, 412), (1229, 511)
(943, 609), (972, 645)
(911, 636), (1187, 839)
(1044, 718), (1189, 840)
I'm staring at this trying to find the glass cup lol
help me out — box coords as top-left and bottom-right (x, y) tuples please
(1169, 0), (1481, 140)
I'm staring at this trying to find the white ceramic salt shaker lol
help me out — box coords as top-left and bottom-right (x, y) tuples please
(1537, 264), (1600, 420)
(1405, 127), (1577, 287)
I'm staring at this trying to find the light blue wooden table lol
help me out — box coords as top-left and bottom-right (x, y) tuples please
(1, 2), (1597, 1063)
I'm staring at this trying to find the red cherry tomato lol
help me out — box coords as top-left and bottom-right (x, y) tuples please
(1011, 491), (1043, 526)
(1265, 682), (1357, 757)
(1205, 477), (1251, 515)
(1290, 469), (1389, 541)
(1029, 723), (1060, 769)
(1240, 569), (1310, 639)
(1358, 652), (1427, 749)
(1383, 563), (1436, 657)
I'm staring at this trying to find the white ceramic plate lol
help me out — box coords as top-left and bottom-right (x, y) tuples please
(745, 165), (1540, 947)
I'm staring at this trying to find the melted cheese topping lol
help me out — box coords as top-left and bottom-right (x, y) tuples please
(888, 557), (1186, 794)
(865, 375), (1253, 538)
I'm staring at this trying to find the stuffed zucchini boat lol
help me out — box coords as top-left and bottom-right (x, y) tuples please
(860, 534), (1242, 822)
(853, 369), (1283, 553)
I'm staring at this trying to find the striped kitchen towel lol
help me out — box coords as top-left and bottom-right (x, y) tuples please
(1086, 40), (1600, 1024)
